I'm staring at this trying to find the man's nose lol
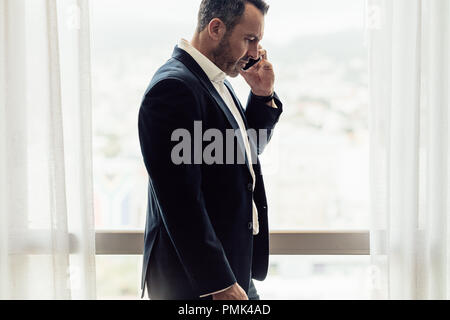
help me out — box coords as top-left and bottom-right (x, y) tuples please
(247, 44), (259, 60)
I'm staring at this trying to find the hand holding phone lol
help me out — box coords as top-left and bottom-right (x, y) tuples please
(243, 57), (261, 71)
(239, 46), (275, 99)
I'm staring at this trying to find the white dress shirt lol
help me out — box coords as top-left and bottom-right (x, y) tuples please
(178, 38), (259, 297)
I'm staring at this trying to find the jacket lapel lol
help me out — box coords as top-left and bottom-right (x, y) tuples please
(223, 80), (249, 129)
(172, 46), (252, 171)
(224, 80), (258, 166)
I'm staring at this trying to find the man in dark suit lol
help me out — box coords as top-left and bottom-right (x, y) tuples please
(138, 0), (283, 300)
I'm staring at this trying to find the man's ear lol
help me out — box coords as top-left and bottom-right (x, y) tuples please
(207, 18), (227, 41)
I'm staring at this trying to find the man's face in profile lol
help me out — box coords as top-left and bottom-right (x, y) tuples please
(212, 4), (265, 77)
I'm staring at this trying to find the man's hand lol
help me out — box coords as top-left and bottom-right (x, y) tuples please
(212, 282), (249, 300)
(239, 45), (275, 97)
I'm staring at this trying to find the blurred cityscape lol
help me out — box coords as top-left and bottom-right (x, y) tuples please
(90, 0), (371, 299)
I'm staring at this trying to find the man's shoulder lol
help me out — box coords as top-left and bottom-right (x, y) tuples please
(148, 57), (200, 92)
(139, 58), (202, 108)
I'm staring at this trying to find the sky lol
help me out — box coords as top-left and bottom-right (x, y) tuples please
(90, 0), (365, 46)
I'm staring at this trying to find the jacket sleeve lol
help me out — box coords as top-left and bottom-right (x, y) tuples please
(245, 91), (283, 155)
(138, 78), (237, 296)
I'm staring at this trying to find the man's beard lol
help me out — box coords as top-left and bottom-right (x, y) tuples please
(212, 35), (246, 78)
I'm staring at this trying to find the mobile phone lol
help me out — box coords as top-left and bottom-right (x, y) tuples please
(243, 57), (261, 71)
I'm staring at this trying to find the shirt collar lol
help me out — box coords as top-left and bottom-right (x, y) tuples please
(178, 38), (227, 84)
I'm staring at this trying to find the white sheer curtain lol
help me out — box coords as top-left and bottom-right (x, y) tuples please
(368, 0), (450, 299)
(0, 0), (96, 299)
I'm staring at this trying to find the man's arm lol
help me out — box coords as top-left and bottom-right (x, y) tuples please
(138, 78), (236, 297)
(245, 91), (283, 155)
(239, 45), (283, 155)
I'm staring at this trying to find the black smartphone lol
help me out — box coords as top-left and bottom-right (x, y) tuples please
(243, 57), (261, 71)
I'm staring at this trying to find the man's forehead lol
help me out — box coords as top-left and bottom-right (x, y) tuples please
(235, 6), (265, 38)
(237, 25), (264, 40)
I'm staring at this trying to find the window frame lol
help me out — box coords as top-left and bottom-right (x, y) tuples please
(94, 230), (370, 255)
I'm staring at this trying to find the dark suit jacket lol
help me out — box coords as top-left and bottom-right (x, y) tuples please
(138, 46), (283, 299)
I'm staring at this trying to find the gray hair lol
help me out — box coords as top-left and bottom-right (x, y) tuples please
(196, 0), (269, 34)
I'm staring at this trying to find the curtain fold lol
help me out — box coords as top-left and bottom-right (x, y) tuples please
(368, 0), (450, 299)
(0, 0), (96, 299)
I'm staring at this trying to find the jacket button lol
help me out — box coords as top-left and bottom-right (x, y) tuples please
(248, 222), (253, 230)
(247, 183), (253, 191)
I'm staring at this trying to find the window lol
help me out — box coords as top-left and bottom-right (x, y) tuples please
(96, 255), (371, 300)
(91, 0), (370, 300)
(229, 0), (368, 230)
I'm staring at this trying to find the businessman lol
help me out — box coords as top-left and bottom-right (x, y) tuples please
(138, 0), (283, 300)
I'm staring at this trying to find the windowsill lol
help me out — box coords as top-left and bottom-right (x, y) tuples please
(94, 230), (370, 255)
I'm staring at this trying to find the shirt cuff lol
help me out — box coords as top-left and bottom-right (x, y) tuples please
(199, 283), (235, 298)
